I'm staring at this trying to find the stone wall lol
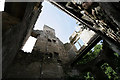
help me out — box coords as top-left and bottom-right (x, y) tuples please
(64, 43), (76, 61)
(43, 25), (55, 37)
(2, 2), (42, 76)
(33, 25), (69, 64)
(4, 25), (71, 79)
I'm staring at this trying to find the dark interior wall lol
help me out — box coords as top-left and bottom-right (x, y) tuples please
(2, 2), (42, 77)
(4, 2), (27, 20)
(99, 2), (120, 30)
(2, 2), (27, 34)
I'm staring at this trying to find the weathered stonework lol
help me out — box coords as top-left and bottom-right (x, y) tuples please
(64, 43), (77, 61)
(2, 2), (120, 80)
(33, 25), (69, 64)
(4, 25), (73, 79)
(2, 2), (42, 77)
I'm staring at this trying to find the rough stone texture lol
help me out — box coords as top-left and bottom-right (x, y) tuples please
(64, 43), (77, 61)
(4, 50), (42, 78)
(2, 2), (120, 80)
(33, 25), (69, 64)
(43, 25), (55, 37)
(2, 12), (20, 34)
(4, 26), (70, 79)
(31, 30), (41, 38)
(2, 2), (42, 76)
(42, 63), (63, 78)
(5, 27), (117, 80)
(99, 2), (120, 29)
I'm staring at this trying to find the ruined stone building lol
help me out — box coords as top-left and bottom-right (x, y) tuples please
(2, 1), (120, 80)
(32, 25), (69, 64)
(4, 25), (72, 78)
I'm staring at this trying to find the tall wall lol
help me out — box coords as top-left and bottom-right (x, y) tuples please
(2, 2), (42, 76)
(64, 43), (77, 61)
(4, 25), (70, 79)
(43, 25), (55, 37)
(33, 25), (69, 63)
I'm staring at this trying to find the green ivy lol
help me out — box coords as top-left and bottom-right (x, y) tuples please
(114, 53), (119, 57)
(84, 72), (95, 80)
(77, 44), (102, 65)
(101, 63), (119, 80)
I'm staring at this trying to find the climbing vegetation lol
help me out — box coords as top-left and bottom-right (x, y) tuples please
(101, 63), (119, 80)
(84, 72), (94, 80)
(77, 44), (102, 65)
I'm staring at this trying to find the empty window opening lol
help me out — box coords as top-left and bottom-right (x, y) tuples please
(45, 53), (52, 59)
(77, 40), (103, 65)
(22, 36), (37, 53)
(54, 52), (59, 59)
(74, 42), (81, 51)
(46, 30), (49, 33)
(53, 39), (56, 43)
(57, 59), (62, 63)
(0, 0), (5, 11)
(78, 39), (84, 47)
(48, 38), (51, 42)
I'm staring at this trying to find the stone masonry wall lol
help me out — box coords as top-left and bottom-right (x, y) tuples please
(2, 2), (42, 76)
(4, 25), (70, 79)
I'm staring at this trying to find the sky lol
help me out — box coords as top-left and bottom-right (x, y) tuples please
(22, 36), (37, 52)
(0, 0), (5, 11)
(22, 1), (79, 52)
(34, 1), (78, 43)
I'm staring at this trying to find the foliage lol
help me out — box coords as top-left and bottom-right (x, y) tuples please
(93, 44), (102, 55)
(76, 41), (120, 80)
(114, 53), (119, 57)
(101, 63), (119, 80)
(84, 72), (95, 80)
(65, 72), (95, 80)
(77, 44), (102, 65)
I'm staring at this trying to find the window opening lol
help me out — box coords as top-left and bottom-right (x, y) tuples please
(54, 52), (59, 59)
(22, 36), (37, 53)
(77, 40), (103, 65)
(74, 42), (81, 51)
(45, 53), (52, 59)
(48, 38), (51, 42)
(53, 39), (56, 43)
